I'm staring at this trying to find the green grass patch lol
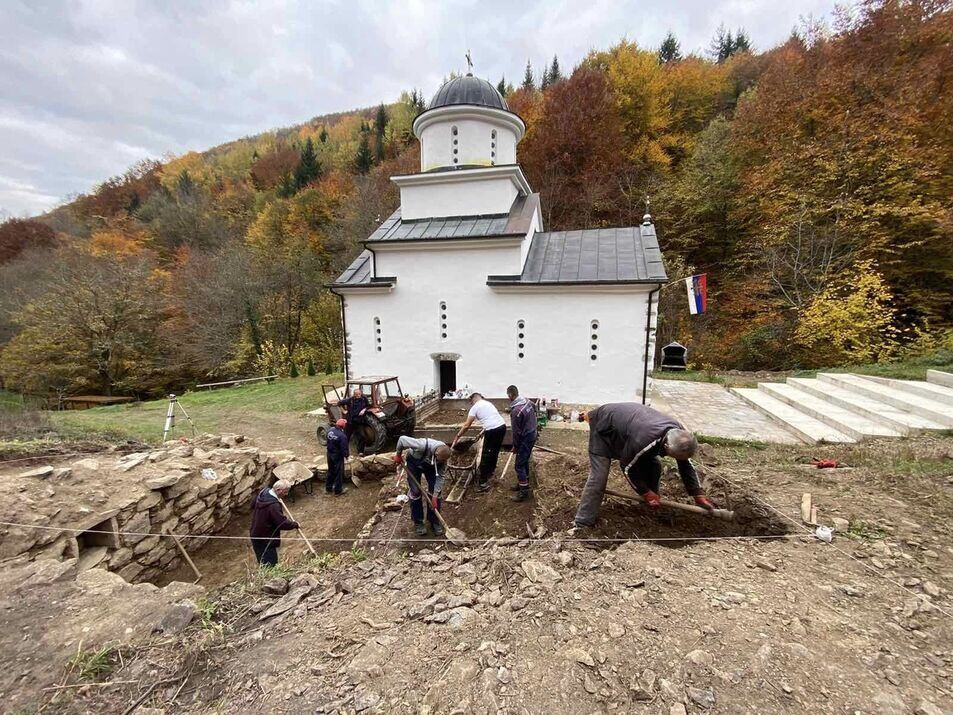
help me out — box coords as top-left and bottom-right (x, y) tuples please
(67, 643), (117, 681)
(846, 520), (888, 541)
(50, 374), (341, 445)
(696, 434), (770, 450)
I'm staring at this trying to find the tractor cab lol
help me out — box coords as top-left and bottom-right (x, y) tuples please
(317, 376), (416, 454)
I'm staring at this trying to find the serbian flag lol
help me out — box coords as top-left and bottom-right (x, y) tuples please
(685, 274), (708, 315)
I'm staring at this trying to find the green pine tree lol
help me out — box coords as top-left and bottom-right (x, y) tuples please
(307, 358), (316, 376)
(290, 362), (299, 378)
(658, 31), (681, 63)
(374, 103), (389, 162)
(354, 129), (373, 174)
(277, 172), (296, 198)
(733, 29), (752, 54)
(319, 126), (329, 143)
(294, 137), (321, 189)
(548, 55), (562, 84)
(497, 76), (507, 97)
(521, 60), (535, 91)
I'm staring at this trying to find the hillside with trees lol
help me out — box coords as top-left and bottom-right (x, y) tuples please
(1, 0), (950, 398)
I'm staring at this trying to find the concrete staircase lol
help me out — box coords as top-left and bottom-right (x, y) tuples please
(732, 371), (953, 444)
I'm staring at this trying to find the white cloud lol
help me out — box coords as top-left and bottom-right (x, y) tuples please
(0, 0), (839, 217)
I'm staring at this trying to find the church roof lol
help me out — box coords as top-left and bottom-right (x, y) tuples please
(487, 223), (667, 286)
(428, 74), (508, 112)
(365, 193), (538, 243)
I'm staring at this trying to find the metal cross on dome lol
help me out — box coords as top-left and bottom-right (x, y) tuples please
(465, 49), (473, 75)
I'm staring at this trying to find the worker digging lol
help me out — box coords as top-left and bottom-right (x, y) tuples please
(506, 384), (538, 502)
(453, 392), (507, 493)
(393, 435), (452, 537)
(248, 479), (299, 566)
(572, 401), (717, 531)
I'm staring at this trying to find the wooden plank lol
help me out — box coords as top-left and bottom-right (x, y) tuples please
(800, 493), (813, 523)
(164, 529), (202, 583)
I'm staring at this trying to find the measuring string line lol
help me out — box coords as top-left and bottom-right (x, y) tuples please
(0, 519), (803, 544)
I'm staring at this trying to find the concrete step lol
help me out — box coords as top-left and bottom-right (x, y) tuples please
(760, 382), (902, 440)
(928, 369), (953, 388)
(787, 378), (945, 435)
(862, 375), (953, 407)
(731, 388), (856, 444)
(817, 373), (953, 427)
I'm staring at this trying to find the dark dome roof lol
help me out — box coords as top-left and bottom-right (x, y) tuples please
(429, 74), (508, 111)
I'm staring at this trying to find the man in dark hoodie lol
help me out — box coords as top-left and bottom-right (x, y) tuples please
(573, 402), (716, 529)
(249, 479), (299, 566)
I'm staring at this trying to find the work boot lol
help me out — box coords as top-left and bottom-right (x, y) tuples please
(335, 488), (348, 496)
(511, 488), (530, 502)
(509, 484), (521, 492)
(414, 523), (428, 536)
(432, 522), (446, 537)
(476, 480), (492, 493)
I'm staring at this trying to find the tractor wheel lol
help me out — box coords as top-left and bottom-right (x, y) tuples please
(363, 413), (388, 454)
(316, 424), (329, 447)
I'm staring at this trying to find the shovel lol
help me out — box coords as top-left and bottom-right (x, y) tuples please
(276, 496), (319, 556)
(605, 488), (735, 521)
(401, 467), (467, 546)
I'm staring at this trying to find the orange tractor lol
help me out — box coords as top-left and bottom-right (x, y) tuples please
(316, 376), (417, 454)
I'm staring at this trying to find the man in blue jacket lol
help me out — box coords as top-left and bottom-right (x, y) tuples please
(326, 418), (349, 495)
(506, 385), (537, 502)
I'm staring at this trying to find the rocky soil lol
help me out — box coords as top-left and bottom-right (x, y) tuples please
(3, 431), (952, 714)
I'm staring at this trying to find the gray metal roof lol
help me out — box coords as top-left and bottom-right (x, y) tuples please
(488, 223), (667, 285)
(429, 75), (508, 111)
(365, 193), (538, 243)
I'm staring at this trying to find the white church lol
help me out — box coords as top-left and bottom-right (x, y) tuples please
(330, 72), (668, 404)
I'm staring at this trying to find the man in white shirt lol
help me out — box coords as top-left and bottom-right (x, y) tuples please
(454, 392), (507, 493)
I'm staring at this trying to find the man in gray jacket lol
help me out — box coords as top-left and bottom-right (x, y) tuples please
(394, 435), (452, 537)
(573, 402), (716, 528)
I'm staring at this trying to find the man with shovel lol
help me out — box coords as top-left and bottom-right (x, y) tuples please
(573, 402), (716, 530)
(393, 435), (452, 537)
(453, 392), (506, 493)
(249, 479), (299, 566)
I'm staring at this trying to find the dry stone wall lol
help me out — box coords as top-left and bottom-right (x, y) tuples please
(0, 434), (307, 584)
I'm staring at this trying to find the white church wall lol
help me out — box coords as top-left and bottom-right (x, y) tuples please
(398, 176), (519, 221)
(342, 245), (657, 404)
(419, 118), (518, 171)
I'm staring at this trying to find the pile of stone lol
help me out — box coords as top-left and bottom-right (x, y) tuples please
(349, 453), (397, 481)
(0, 433), (306, 584)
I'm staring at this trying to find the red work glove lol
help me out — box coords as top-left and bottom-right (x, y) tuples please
(642, 491), (662, 509)
(811, 458), (839, 469)
(694, 495), (716, 512)
(392, 453), (404, 465)
(431, 494), (440, 510)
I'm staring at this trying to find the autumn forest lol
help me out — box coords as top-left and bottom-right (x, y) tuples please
(0, 0), (950, 398)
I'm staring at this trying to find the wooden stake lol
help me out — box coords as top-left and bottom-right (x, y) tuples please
(500, 452), (514, 481)
(277, 497), (318, 557)
(800, 493), (813, 523)
(810, 505), (818, 526)
(535, 445), (567, 456)
(164, 529), (202, 583)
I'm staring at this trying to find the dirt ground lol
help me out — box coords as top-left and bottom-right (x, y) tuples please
(8, 426), (953, 714)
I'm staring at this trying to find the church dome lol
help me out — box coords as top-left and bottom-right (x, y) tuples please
(428, 74), (508, 112)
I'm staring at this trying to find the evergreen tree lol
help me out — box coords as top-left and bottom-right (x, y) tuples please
(289, 361), (299, 378)
(711, 23), (734, 63)
(354, 128), (373, 174)
(306, 358), (316, 376)
(318, 126), (328, 143)
(176, 170), (194, 198)
(374, 103), (389, 162)
(540, 67), (550, 90)
(548, 55), (562, 84)
(733, 29), (752, 54)
(294, 137), (321, 190)
(521, 60), (535, 91)
(277, 172), (296, 198)
(497, 76), (507, 97)
(409, 88), (426, 117)
(658, 31), (682, 63)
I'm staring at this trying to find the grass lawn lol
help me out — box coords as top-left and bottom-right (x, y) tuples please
(51, 374), (342, 445)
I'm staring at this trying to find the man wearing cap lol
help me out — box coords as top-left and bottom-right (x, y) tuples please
(326, 418), (349, 496)
(393, 435), (451, 536)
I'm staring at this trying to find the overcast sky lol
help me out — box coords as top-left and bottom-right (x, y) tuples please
(0, 0), (839, 218)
